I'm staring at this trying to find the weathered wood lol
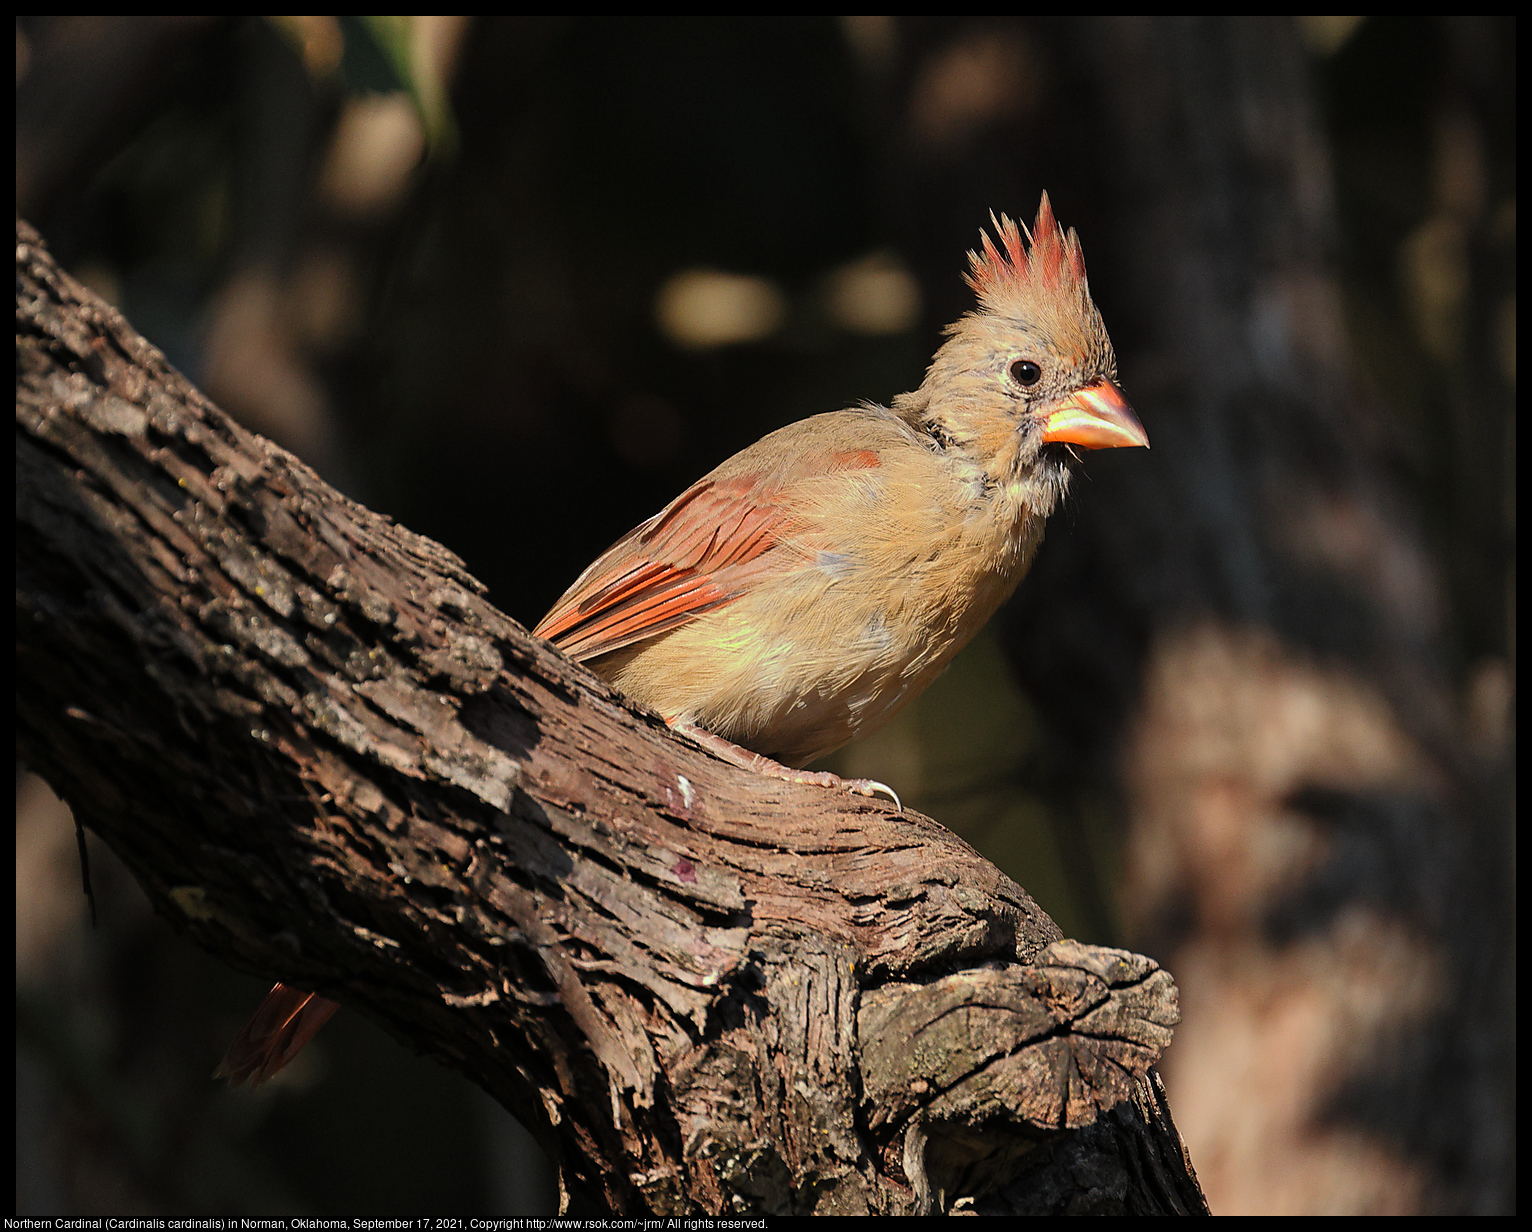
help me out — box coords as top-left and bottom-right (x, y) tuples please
(16, 217), (1205, 1215)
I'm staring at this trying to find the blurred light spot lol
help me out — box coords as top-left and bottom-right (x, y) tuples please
(1400, 216), (1467, 363)
(268, 15), (344, 78)
(15, 774), (80, 983)
(1124, 621), (1435, 938)
(1495, 293), (1515, 387)
(409, 15), (473, 85)
(203, 269), (332, 463)
(288, 245), (363, 353)
(824, 251), (921, 335)
(654, 269), (786, 350)
(319, 93), (426, 220)
(1466, 657), (1511, 759)
(610, 395), (686, 468)
(908, 30), (1038, 151)
(840, 16), (898, 77)
(1297, 16), (1365, 57)
(1400, 108), (1488, 364)
(364, 15), (472, 151)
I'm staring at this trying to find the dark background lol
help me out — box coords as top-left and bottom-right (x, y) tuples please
(16, 16), (1514, 1215)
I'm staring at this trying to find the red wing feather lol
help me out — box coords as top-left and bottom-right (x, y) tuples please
(534, 474), (806, 662)
(214, 983), (340, 1088)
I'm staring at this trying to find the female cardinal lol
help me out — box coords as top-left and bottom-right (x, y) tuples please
(218, 194), (1146, 1086)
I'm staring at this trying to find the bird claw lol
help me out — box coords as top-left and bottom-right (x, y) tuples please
(673, 721), (902, 811)
(842, 777), (903, 811)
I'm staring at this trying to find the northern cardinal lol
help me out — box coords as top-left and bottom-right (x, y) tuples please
(218, 194), (1146, 1087)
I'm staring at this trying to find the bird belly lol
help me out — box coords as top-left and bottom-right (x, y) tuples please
(603, 602), (910, 766)
(591, 540), (1029, 768)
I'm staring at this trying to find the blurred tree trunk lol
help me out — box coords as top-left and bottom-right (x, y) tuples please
(16, 220), (1209, 1215)
(886, 14), (1512, 1215)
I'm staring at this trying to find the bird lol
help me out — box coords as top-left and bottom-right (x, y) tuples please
(217, 193), (1146, 1087)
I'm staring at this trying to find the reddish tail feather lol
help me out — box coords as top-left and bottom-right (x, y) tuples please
(215, 983), (339, 1088)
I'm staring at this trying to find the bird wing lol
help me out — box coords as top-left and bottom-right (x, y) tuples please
(534, 445), (882, 662)
(533, 474), (802, 661)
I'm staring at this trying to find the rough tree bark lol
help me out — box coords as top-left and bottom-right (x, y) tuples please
(16, 219), (1208, 1216)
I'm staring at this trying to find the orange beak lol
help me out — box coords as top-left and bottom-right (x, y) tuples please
(1040, 378), (1149, 450)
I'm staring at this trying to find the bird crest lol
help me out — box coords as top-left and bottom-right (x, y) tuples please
(965, 192), (1091, 315)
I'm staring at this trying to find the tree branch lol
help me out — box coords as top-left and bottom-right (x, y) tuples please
(16, 218), (1206, 1215)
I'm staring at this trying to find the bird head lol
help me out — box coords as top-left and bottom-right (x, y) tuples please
(895, 194), (1147, 509)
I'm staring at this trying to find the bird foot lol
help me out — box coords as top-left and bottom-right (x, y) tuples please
(673, 721), (902, 811)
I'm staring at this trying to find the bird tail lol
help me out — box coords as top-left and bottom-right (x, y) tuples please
(214, 982), (340, 1088)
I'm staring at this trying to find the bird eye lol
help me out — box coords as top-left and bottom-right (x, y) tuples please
(1010, 360), (1042, 388)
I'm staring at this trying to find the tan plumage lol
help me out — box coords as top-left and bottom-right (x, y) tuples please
(552, 409), (1050, 766)
(218, 193), (1146, 1090)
